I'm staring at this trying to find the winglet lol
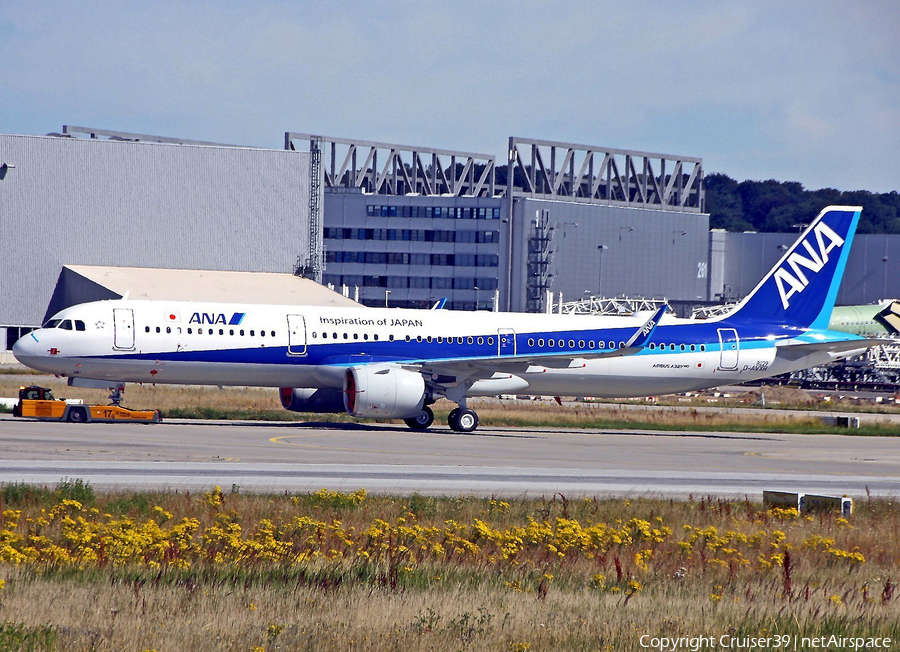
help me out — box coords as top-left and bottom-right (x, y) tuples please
(625, 304), (668, 349)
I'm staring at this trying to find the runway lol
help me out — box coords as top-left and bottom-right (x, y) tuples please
(0, 414), (898, 498)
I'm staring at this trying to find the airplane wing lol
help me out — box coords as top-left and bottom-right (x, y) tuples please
(405, 305), (668, 382)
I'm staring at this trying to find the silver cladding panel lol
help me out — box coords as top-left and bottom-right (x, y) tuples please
(510, 200), (710, 310)
(713, 232), (900, 305)
(0, 135), (311, 326)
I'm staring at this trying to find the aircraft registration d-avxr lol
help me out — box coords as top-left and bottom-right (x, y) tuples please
(14, 206), (882, 433)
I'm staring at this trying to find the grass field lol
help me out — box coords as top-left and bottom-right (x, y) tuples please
(0, 483), (896, 651)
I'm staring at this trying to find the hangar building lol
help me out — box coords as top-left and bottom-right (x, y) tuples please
(0, 126), (316, 348)
(287, 133), (707, 313)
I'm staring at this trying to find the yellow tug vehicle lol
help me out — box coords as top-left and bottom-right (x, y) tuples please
(12, 386), (161, 423)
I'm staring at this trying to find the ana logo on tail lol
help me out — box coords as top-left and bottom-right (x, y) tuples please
(773, 221), (845, 310)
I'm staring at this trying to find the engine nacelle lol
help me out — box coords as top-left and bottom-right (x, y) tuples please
(343, 365), (425, 418)
(279, 387), (345, 413)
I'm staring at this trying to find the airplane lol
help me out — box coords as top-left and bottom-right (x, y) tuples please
(13, 206), (882, 433)
(830, 300), (900, 338)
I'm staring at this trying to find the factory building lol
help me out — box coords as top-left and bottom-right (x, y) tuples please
(287, 134), (707, 313)
(0, 126), (314, 350)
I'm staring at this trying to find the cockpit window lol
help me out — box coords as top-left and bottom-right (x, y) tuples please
(59, 320), (73, 330)
(74, 320), (86, 331)
(44, 319), (61, 329)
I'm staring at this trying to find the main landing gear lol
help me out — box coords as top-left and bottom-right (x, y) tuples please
(404, 405), (434, 431)
(447, 406), (479, 433)
(402, 404), (480, 432)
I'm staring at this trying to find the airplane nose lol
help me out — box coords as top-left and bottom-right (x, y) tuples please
(12, 330), (48, 370)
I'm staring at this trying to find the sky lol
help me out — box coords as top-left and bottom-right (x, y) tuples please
(1, 1), (898, 193)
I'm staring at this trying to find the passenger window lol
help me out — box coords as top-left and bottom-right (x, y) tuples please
(155, 327), (161, 333)
(250, 330), (255, 336)
(188, 328), (193, 334)
(145, 326), (151, 333)
(363, 334), (368, 340)
(588, 340), (594, 348)
(219, 329), (224, 335)
(608, 341), (614, 349)
(528, 338), (535, 346)
(416, 336), (423, 342)
(406, 335), (411, 342)
(599, 341), (605, 349)
(374, 334), (379, 341)
(229, 329), (234, 336)
(568, 339), (575, 348)
(353, 333), (358, 340)
(467, 337), (473, 344)
(457, 337), (464, 344)
(389, 334), (395, 342)
(240, 330), (245, 336)
(578, 340), (585, 348)
(477, 337), (484, 345)
(166, 327), (172, 334)
(700, 344), (706, 352)
(487, 337), (493, 345)
(271, 331), (275, 337)
(680, 344), (686, 351)
(548, 339), (555, 347)
(538, 338), (544, 347)
(670, 344), (676, 351)
(427, 336), (433, 343)
(261, 331), (266, 337)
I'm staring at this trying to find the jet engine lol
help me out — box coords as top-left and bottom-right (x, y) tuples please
(343, 365), (425, 418)
(279, 387), (345, 413)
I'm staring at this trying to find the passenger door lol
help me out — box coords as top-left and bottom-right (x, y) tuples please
(287, 314), (307, 355)
(717, 328), (739, 370)
(113, 308), (135, 350)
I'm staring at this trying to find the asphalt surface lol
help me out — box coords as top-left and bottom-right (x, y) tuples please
(0, 414), (898, 498)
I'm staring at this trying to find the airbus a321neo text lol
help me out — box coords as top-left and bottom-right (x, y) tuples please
(14, 206), (880, 433)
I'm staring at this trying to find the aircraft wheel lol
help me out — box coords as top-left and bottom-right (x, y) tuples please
(451, 408), (479, 433)
(447, 407), (460, 430)
(67, 407), (87, 423)
(404, 405), (434, 431)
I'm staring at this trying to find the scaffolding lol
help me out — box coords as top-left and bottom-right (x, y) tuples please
(554, 295), (670, 316)
(526, 211), (554, 313)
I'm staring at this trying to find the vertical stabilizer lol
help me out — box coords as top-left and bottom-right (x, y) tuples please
(724, 206), (861, 330)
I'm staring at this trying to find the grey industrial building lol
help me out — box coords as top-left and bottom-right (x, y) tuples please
(1, 125), (897, 358)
